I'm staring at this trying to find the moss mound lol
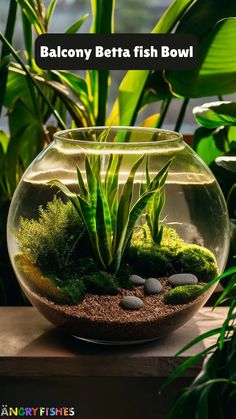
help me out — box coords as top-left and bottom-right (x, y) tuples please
(164, 285), (204, 305)
(83, 272), (119, 295)
(127, 224), (218, 282)
(127, 225), (180, 277)
(57, 279), (86, 304)
(176, 244), (219, 282)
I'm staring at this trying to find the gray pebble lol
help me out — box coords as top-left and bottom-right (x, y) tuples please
(144, 278), (163, 295)
(168, 273), (198, 287)
(130, 274), (145, 286)
(120, 296), (144, 310)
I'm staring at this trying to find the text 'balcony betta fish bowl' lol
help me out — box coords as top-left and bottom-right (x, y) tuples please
(7, 127), (230, 344)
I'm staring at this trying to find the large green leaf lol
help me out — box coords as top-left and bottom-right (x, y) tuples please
(52, 70), (94, 123)
(88, 0), (115, 125)
(6, 97), (45, 193)
(108, 0), (194, 125)
(194, 102), (236, 128)
(192, 127), (228, 166)
(0, 32), (66, 129)
(167, 13), (236, 97)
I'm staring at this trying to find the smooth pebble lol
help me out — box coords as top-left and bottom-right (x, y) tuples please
(130, 274), (145, 286)
(120, 296), (144, 310)
(168, 273), (198, 287)
(144, 278), (162, 295)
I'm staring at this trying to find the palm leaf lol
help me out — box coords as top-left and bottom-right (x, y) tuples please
(18, 0), (45, 34)
(176, 328), (223, 356)
(161, 343), (218, 391)
(45, 0), (58, 29)
(218, 300), (236, 350)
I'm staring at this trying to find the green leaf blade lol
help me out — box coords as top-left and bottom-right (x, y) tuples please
(65, 13), (89, 34)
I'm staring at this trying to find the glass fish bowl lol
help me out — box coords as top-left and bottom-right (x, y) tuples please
(7, 127), (230, 344)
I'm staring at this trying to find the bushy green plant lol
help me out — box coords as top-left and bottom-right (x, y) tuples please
(164, 285), (204, 305)
(16, 198), (86, 277)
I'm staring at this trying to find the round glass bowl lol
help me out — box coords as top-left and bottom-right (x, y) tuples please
(7, 127), (230, 344)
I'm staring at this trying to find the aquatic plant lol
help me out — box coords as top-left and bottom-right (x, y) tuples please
(51, 154), (172, 274)
(145, 159), (167, 244)
(16, 198), (86, 277)
(128, 224), (218, 281)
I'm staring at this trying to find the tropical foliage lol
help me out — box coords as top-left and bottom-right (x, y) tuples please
(162, 266), (236, 419)
(193, 101), (236, 270)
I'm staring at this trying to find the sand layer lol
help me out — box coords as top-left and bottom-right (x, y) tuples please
(23, 279), (211, 343)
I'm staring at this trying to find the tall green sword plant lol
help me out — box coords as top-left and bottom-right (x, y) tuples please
(50, 153), (172, 274)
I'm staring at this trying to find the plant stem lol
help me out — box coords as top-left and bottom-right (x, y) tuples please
(156, 98), (172, 128)
(0, 32), (66, 129)
(174, 98), (189, 132)
(0, 0), (17, 117)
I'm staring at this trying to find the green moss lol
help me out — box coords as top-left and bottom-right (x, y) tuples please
(83, 271), (119, 295)
(127, 225), (180, 277)
(116, 264), (134, 290)
(164, 285), (204, 305)
(58, 279), (86, 304)
(177, 244), (219, 282)
(127, 224), (219, 282)
(74, 257), (99, 277)
(16, 198), (88, 278)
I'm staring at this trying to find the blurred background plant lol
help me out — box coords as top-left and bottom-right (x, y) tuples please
(162, 265), (236, 419)
(1, 0), (236, 304)
(193, 101), (236, 272)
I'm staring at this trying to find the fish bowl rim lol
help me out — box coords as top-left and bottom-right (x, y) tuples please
(53, 126), (183, 147)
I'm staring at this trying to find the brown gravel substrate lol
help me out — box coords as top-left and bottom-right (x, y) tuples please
(22, 278), (213, 343)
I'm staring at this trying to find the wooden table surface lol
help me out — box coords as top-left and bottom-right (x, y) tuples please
(0, 307), (226, 378)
